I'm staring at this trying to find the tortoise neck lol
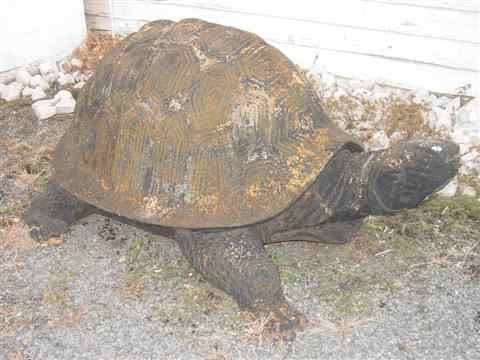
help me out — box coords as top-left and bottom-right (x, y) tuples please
(258, 149), (377, 242)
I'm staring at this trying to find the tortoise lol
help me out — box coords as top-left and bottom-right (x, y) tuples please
(25, 18), (460, 338)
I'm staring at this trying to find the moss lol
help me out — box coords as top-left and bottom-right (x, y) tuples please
(270, 252), (289, 266)
(127, 238), (144, 263)
(280, 270), (299, 284)
(420, 195), (480, 222)
(0, 202), (22, 215)
(44, 291), (68, 306)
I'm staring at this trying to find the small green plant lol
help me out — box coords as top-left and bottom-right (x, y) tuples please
(127, 238), (144, 263)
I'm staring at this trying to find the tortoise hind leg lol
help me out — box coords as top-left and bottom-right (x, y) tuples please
(175, 227), (306, 339)
(24, 181), (94, 241)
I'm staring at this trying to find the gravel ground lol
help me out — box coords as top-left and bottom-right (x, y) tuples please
(1, 93), (480, 360)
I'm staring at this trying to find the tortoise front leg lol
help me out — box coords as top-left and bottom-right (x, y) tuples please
(175, 227), (306, 338)
(24, 181), (94, 241)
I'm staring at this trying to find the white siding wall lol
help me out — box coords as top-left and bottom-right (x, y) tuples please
(0, 0), (87, 72)
(85, 0), (480, 96)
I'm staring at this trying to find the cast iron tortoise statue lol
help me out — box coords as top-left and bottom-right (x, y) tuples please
(25, 18), (460, 338)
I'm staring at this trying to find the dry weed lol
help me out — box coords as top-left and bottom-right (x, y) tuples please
(308, 317), (370, 339)
(72, 31), (123, 70)
(0, 221), (35, 252)
(243, 312), (272, 343)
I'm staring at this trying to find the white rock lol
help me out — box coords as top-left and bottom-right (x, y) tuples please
(437, 96), (451, 109)
(71, 71), (80, 83)
(39, 62), (57, 76)
(60, 59), (72, 73)
(459, 185), (477, 197)
(411, 87), (430, 104)
(83, 71), (93, 80)
(44, 72), (59, 84)
(427, 106), (452, 132)
(451, 99), (480, 174)
(38, 78), (50, 91)
(0, 83), (6, 97)
(333, 88), (348, 99)
(22, 87), (33, 97)
(459, 149), (480, 176)
(53, 90), (74, 103)
(445, 97), (461, 114)
(346, 79), (364, 91)
(30, 74), (43, 88)
(455, 98), (479, 129)
(16, 69), (32, 86)
(389, 131), (404, 143)
(361, 79), (377, 91)
(437, 177), (458, 197)
(70, 58), (83, 68)
(57, 72), (75, 86)
(56, 97), (76, 114)
(31, 87), (47, 101)
(352, 88), (371, 98)
(32, 99), (56, 120)
(1, 82), (23, 101)
(358, 121), (374, 131)
(426, 94), (441, 108)
(369, 130), (390, 150)
(369, 85), (393, 101)
(320, 71), (336, 88)
(73, 81), (85, 89)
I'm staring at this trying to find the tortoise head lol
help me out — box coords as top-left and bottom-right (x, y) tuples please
(368, 139), (460, 213)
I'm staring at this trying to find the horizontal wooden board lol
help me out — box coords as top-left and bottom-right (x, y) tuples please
(361, 0), (480, 12)
(277, 42), (478, 96)
(109, 1), (479, 70)
(111, 0), (479, 43)
(83, 0), (479, 95)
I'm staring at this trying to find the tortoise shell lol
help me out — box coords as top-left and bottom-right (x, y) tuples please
(54, 18), (360, 228)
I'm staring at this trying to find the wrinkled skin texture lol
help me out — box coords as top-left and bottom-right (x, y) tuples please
(24, 139), (459, 339)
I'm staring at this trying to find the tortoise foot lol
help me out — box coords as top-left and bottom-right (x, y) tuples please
(260, 303), (307, 341)
(26, 214), (69, 242)
(24, 181), (93, 241)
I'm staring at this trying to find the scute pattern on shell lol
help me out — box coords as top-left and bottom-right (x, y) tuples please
(54, 18), (358, 228)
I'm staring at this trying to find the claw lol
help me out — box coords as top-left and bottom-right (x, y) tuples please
(262, 303), (307, 341)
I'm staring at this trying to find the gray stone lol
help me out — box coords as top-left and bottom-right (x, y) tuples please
(32, 99), (56, 120)
(16, 69), (32, 86)
(57, 72), (75, 86)
(56, 97), (76, 114)
(30, 74), (43, 88)
(39, 62), (57, 76)
(53, 90), (74, 103)
(459, 185), (477, 197)
(31, 87), (47, 101)
(369, 130), (390, 151)
(437, 177), (458, 197)
(70, 58), (83, 68)
(1, 82), (24, 101)
(412, 87), (430, 104)
(427, 106), (452, 132)
(73, 81), (85, 89)
(445, 97), (461, 114)
(38, 78), (50, 91)
(22, 87), (34, 97)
